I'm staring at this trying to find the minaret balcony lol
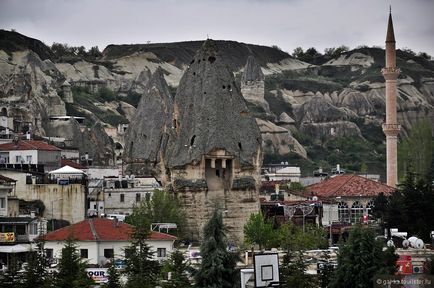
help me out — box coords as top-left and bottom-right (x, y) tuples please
(382, 67), (400, 78)
(382, 123), (401, 136)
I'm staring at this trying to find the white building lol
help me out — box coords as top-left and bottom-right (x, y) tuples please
(103, 176), (161, 215)
(262, 164), (301, 182)
(0, 140), (61, 172)
(42, 218), (176, 266)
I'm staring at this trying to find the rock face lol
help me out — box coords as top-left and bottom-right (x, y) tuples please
(164, 40), (262, 241)
(165, 41), (262, 168)
(241, 56), (270, 114)
(124, 67), (173, 175)
(256, 118), (307, 159)
(46, 119), (115, 165)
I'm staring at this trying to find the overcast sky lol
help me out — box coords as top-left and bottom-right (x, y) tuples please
(1, 0), (433, 56)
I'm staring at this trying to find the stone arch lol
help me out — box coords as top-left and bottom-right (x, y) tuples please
(115, 142), (123, 150)
(0, 107), (7, 117)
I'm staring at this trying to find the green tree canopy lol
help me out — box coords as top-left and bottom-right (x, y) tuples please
(398, 119), (433, 180)
(54, 237), (94, 288)
(281, 251), (317, 288)
(20, 241), (51, 288)
(160, 250), (191, 288)
(195, 209), (239, 288)
(278, 222), (327, 251)
(126, 190), (186, 237)
(330, 225), (397, 288)
(372, 171), (434, 242)
(102, 261), (122, 288)
(124, 217), (160, 288)
(243, 212), (277, 250)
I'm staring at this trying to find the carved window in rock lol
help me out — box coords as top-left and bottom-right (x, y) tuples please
(338, 202), (349, 223)
(351, 201), (364, 224)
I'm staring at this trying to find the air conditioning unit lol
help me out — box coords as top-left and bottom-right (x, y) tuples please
(413, 265), (423, 274)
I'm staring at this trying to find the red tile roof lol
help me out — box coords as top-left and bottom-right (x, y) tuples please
(0, 140), (61, 151)
(306, 174), (395, 199)
(60, 158), (86, 169)
(42, 218), (177, 242)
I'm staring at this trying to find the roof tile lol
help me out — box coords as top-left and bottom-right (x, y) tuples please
(306, 174), (395, 198)
(0, 140), (61, 151)
(42, 218), (177, 242)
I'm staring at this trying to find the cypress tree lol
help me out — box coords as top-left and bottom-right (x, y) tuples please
(330, 225), (397, 288)
(21, 241), (50, 288)
(195, 209), (239, 288)
(161, 250), (191, 288)
(124, 218), (159, 288)
(54, 237), (94, 288)
(103, 261), (122, 288)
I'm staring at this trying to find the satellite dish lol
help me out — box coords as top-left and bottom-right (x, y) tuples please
(414, 239), (424, 249)
(402, 239), (410, 248)
(387, 240), (395, 247)
(408, 236), (418, 247)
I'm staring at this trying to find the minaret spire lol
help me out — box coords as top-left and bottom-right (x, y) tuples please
(382, 9), (400, 187)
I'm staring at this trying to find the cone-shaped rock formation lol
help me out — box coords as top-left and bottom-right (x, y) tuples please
(166, 40), (262, 168)
(124, 67), (172, 168)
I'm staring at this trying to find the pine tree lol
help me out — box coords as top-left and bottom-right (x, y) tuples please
(54, 237), (94, 288)
(195, 209), (240, 288)
(318, 250), (335, 288)
(280, 251), (316, 288)
(21, 241), (50, 288)
(103, 261), (122, 288)
(124, 218), (159, 288)
(160, 250), (191, 288)
(330, 225), (397, 288)
(0, 253), (21, 287)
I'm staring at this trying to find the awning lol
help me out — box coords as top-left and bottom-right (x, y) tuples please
(0, 244), (33, 253)
(48, 165), (86, 175)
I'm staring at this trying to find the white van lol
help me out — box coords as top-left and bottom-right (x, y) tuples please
(105, 214), (126, 222)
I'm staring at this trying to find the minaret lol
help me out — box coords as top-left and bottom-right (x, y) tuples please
(382, 8), (400, 187)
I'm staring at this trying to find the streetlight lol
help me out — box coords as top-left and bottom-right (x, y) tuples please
(51, 198), (63, 231)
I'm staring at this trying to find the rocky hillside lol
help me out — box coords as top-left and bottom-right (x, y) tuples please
(0, 29), (433, 176)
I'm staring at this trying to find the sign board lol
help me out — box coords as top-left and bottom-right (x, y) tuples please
(0, 232), (15, 243)
(397, 255), (412, 275)
(86, 268), (108, 284)
(254, 253), (279, 288)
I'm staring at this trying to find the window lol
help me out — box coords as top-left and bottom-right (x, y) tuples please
(104, 249), (114, 259)
(46, 249), (53, 259)
(157, 248), (166, 258)
(29, 223), (38, 235)
(351, 201), (364, 224)
(120, 194), (125, 203)
(135, 193), (141, 203)
(15, 155), (22, 163)
(338, 202), (349, 223)
(80, 249), (88, 258)
(26, 155), (32, 163)
(0, 198), (5, 209)
(366, 200), (374, 216)
(16, 224), (26, 235)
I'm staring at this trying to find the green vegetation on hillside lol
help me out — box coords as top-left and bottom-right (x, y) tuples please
(69, 86), (128, 126)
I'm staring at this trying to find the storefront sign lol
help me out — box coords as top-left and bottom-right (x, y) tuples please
(0, 232), (15, 243)
(86, 268), (108, 283)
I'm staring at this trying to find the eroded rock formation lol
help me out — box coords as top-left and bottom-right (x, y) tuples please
(164, 40), (263, 241)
